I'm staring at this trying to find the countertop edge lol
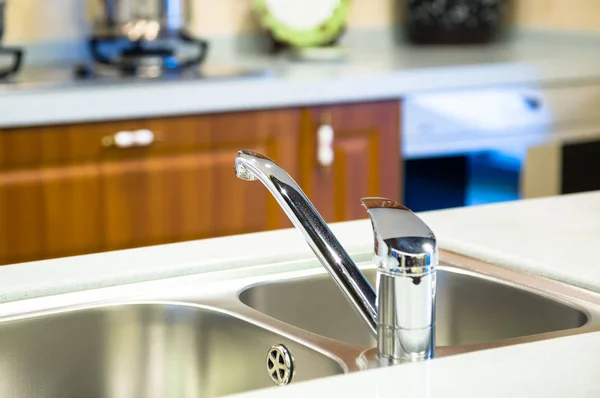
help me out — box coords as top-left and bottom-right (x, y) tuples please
(2, 56), (600, 128)
(0, 220), (375, 304)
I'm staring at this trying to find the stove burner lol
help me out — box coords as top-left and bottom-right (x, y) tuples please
(0, 47), (23, 79)
(121, 46), (175, 58)
(88, 31), (209, 77)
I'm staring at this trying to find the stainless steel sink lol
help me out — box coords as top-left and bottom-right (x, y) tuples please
(240, 267), (587, 348)
(0, 303), (343, 398)
(1, 250), (600, 397)
(239, 251), (600, 358)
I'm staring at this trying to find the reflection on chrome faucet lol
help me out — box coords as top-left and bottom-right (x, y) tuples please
(234, 149), (437, 362)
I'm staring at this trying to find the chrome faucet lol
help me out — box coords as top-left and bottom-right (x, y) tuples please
(234, 150), (437, 363)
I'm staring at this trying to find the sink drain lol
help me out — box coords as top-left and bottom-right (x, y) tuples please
(266, 344), (294, 386)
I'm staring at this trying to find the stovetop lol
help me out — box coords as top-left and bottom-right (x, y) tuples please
(0, 62), (274, 93)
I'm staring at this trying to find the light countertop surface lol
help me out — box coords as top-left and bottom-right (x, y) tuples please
(0, 191), (599, 396)
(232, 330), (600, 398)
(4, 30), (600, 128)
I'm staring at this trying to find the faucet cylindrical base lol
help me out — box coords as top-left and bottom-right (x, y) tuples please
(377, 325), (434, 361)
(376, 270), (436, 361)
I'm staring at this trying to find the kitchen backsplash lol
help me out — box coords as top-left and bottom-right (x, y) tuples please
(4, 0), (398, 43)
(5, 0), (600, 44)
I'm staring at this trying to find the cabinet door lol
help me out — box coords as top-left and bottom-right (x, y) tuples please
(0, 165), (102, 265)
(298, 101), (401, 222)
(100, 109), (299, 252)
(101, 149), (276, 250)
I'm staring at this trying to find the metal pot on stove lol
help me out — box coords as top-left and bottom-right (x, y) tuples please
(86, 0), (208, 74)
(88, 0), (192, 41)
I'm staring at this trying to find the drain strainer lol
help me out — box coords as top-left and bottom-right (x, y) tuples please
(266, 344), (294, 386)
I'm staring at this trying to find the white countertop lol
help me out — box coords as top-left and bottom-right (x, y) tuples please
(1, 190), (599, 396)
(422, 191), (600, 293)
(4, 31), (600, 128)
(233, 330), (600, 398)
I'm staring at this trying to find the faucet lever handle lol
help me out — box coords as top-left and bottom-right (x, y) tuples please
(360, 197), (437, 274)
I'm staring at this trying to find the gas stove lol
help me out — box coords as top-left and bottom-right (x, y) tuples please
(0, 33), (270, 91)
(75, 32), (209, 79)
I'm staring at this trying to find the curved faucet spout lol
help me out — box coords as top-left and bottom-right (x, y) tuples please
(234, 150), (378, 335)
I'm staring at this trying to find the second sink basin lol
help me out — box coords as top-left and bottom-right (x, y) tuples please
(240, 266), (588, 348)
(0, 303), (343, 397)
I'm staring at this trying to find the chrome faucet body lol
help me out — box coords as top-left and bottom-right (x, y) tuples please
(362, 198), (437, 362)
(234, 150), (437, 362)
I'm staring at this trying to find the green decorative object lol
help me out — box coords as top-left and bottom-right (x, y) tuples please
(253, 0), (350, 48)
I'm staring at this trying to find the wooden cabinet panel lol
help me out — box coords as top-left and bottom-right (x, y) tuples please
(101, 153), (216, 249)
(0, 116), (214, 169)
(100, 149), (274, 251)
(0, 101), (400, 265)
(0, 165), (102, 265)
(97, 108), (300, 252)
(0, 124), (106, 170)
(0, 113), (257, 169)
(298, 101), (401, 223)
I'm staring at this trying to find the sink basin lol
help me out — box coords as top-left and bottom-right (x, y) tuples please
(0, 303), (343, 397)
(240, 266), (588, 348)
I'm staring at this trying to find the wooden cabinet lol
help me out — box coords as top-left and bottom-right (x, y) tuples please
(98, 110), (299, 251)
(0, 164), (103, 265)
(298, 101), (401, 223)
(0, 100), (400, 265)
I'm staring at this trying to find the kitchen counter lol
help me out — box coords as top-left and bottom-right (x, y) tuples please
(4, 30), (600, 128)
(0, 191), (599, 396)
(233, 330), (600, 397)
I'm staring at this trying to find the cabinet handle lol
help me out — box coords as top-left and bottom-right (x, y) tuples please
(102, 129), (155, 148)
(317, 122), (334, 168)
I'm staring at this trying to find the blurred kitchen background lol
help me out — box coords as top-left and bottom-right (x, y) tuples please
(1, 0), (600, 265)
